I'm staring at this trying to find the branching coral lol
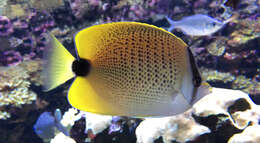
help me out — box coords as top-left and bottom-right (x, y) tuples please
(0, 60), (42, 119)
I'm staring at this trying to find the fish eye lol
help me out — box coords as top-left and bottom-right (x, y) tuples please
(212, 22), (216, 26)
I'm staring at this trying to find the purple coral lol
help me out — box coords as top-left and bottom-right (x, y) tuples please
(69, 0), (83, 18)
(12, 19), (29, 29)
(0, 16), (13, 36)
(1, 50), (23, 66)
(29, 10), (55, 35)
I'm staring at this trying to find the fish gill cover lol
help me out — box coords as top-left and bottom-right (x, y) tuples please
(0, 0), (259, 143)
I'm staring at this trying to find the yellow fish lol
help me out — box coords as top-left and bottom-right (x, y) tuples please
(43, 22), (211, 117)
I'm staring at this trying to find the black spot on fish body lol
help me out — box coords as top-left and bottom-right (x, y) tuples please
(72, 58), (91, 77)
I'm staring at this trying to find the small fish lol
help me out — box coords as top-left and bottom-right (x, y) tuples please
(43, 22), (212, 117)
(166, 14), (236, 36)
(33, 109), (69, 140)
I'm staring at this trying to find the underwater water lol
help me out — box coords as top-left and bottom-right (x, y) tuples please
(0, 0), (260, 143)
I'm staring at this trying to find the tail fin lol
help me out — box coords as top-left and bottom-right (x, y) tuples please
(165, 16), (177, 32)
(42, 34), (75, 91)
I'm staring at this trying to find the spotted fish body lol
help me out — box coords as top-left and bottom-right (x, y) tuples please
(44, 22), (211, 117)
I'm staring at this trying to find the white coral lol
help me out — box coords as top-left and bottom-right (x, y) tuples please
(50, 133), (76, 143)
(193, 88), (260, 129)
(136, 88), (260, 143)
(84, 112), (112, 135)
(228, 125), (260, 143)
(61, 108), (83, 127)
(136, 112), (210, 143)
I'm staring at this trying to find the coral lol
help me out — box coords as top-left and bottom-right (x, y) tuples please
(0, 0), (258, 142)
(70, 117), (88, 143)
(19, 59), (44, 86)
(0, 60), (43, 119)
(0, 111), (11, 120)
(232, 75), (252, 90)
(0, 37), (10, 52)
(136, 88), (260, 143)
(3, 4), (27, 18)
(84, 112), (112, 135)
(50, 133), (76, 143)
(57, 108), (141, 142)
(235, 78), (260, 95)
(227, 17), (260, 47)
(206, 37), (227, 56)
(0, 0), (7, 7)
(29, 10), (55, 35)
(200, 67), (260, 95)
(56, 108), (112, 142)
(248, 81), (260, 95)
(0, 9), (60, 66)
(193, 88), (260, 129)
(0, 0), (7, 16)
(60, 108), (83, 128)
(2, 0), (64, 18)
(69, 0), (90, 19)
(136, 113), (210, 143)
(29, 0), (64, 11)
(228, 125), (260, 143)
(201, 68), (235, 83)
(1, 50), (23, 66)
(0, 16), (13, 36)
(0, 65), (30, 106)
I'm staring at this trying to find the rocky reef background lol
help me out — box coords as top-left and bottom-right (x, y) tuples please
(0, 0), (259, 143)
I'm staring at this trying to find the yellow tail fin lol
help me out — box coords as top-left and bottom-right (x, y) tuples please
(43, 34), (75, 91)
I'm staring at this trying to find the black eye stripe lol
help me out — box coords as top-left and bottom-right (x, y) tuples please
(187, 47), (201, 87)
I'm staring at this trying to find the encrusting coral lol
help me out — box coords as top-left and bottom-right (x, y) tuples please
(201, 68), (235, 83)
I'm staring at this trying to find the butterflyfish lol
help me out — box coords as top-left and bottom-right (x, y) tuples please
(43, 22), (211, 117)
